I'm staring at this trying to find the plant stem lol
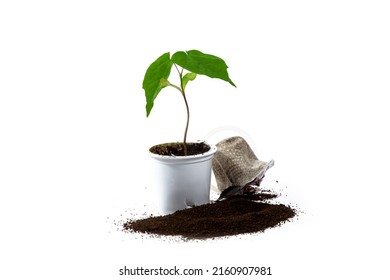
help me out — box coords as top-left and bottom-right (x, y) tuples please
(174, 64), (189, 156)
(182, 91), (190, 152)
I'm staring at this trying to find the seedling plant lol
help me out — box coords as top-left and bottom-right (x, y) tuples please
(143, 50), (236, 155)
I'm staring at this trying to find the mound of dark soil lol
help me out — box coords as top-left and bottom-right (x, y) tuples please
(123, 193), (295, 239)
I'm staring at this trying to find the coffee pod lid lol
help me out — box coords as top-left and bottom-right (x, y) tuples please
(212, 136), (274, 193)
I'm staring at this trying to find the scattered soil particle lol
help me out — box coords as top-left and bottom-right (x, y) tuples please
(123, 193), (295, 239)
(149, 142), (210, 156)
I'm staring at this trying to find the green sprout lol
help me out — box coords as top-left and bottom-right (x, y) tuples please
(142, 50), (236, 155)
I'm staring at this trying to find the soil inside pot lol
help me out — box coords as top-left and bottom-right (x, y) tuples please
(149, 142), (210, 156)
(123, 191), (296, 239)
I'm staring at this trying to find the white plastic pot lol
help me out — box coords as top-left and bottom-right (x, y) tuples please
(149, 143), (217, 215)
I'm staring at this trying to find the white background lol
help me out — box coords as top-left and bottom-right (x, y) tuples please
(1, 0), (389, 279)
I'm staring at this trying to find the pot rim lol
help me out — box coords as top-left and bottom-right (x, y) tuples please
(149, 141), (217, 163)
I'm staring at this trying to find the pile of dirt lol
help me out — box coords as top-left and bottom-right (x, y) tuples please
(123, 192), (295, 239)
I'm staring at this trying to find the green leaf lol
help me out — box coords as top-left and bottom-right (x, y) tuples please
(159, 78), (171, 88)
(172, 50), (236, 87)
(182, 72), (197, 90)
(142, 52), (173, 117)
